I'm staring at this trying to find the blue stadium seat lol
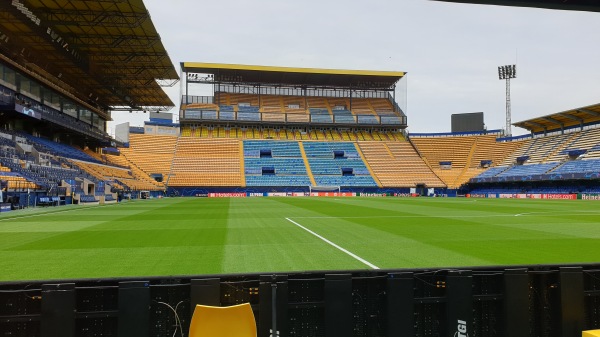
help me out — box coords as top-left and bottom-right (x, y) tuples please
(496, 162), (560, 177)
(551, 159), (600, 174)
(474, 166), (510, 178)
(303, 142), (377, 187)
(243, 140), (311, 187)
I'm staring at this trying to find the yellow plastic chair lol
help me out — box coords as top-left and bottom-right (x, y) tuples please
(189, 303), (257, 337)
(583, 330), (600, 337)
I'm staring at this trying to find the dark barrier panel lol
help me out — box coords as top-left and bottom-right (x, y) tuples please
(2, 264), (600, 337)
(446, 270), (472, 337)
(387, 272), (415, 336)
(118, 281), (150, 337)
(41, 283), (75, 337)
(190, 278), (220, 313)
(504, 268), (529, 337)
(560, 267), (584, 337)
(325, 274), (352, 337)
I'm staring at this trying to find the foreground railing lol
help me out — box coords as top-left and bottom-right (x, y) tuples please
(1, 263), (599, 337)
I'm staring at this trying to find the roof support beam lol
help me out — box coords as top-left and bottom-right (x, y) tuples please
(38, 9), (149, 28)
(542, 117), (563, 127)
(525, 121), (545, 128)
(559, 113), (584, 131)
(63, 34), (161, 48)
(542, 116), (564, 133)
(578, 109), (600, 117)
(558, 113), (583, 123)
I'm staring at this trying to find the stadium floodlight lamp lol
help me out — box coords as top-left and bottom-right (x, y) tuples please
(498, 65), (516, 80)
(498, 64), (517, 136)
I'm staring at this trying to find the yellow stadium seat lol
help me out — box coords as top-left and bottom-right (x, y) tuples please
(189, 303), (256, 337)
(583, 330), (600, 337)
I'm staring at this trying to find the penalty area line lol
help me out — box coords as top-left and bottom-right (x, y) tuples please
(285, 217), (379, 270)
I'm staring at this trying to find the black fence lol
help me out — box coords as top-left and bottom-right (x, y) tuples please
(1, 264), (600, 337)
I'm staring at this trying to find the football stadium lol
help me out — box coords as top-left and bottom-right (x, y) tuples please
(1, 1), (600, 337)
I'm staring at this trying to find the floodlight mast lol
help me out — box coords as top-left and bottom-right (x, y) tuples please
(498, 64), (516, 136)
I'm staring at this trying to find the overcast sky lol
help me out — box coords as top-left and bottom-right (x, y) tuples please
(110, 0), (600, 136)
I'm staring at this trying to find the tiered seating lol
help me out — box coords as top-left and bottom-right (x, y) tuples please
(221, 93), (260, 106)
(385, 131), (405, 141)
(496, 162), (560, 177)
(207, 93), (403, 125)
(169, 138), (242, 186)
(22, 134), (101, 163)
(181, 126), (192, 137)
(528, 133), (572, 163)
(550, 159), (600, 174)
(359, 141), (445, 187)
(332, 109), (355, 124)
(548, 128), (600, 161)
(243, 140), (311, 186)
(370, 98), (394, 114)
(451, 135), (525, 184)
(29, 165), (89, 186)
(237, 105), (261, 122)
(303, 142), (377, 187)
(185, 103), (219, 120)
(179, 125), (404, 142)
(0, 169), (37, 190)
(500, 133), (572, 165)
(219, 105), (235, 120)
(260, 96), (285, 122)
(1, 158), (94, 189)
(473, 166), (509, 178)
(350, 99), (379, 124)
(99, 151), (163, 191)
(470, 135), (525, 168)
(310, 108), (333, 123)
(282, 96), (306, 113)
(119, 134), (177, 181)
(74, 161), (132, 180)
(500, 138), (535, 165)
(81, 148), (108, 163)
(71, 160), (156, 191)
(410, 136), (477, 188)
(116, 178), (161, 191)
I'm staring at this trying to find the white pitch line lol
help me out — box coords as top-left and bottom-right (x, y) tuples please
(0, 206), (88, 222)
(0, 202), (123, 222)
(285, 217), (379, 270)
(293, 211), (600, 220)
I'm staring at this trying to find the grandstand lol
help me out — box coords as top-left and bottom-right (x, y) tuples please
(409, 132), (523, 188)
(101, 63), (600, 197)
(467, 103), (600, 193)
(169, 137), (243, 187)
(0, 0), (178, 207)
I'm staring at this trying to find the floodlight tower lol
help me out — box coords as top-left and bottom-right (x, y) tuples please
(498, 64), (516, 136)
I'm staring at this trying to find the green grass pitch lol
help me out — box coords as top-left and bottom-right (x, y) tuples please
(1, 197), (599, 281)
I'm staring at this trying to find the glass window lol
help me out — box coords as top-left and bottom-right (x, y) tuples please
(19, 75), (30, 93)
(2, 65), (16, 86)
(45, 91), (60, 109)
(97, 118), (106, 131)
(92, 113), (100, 127)
(80, 109), (92, 124)
(29, 81), (40, 98)
(63, 100), (78, 118)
